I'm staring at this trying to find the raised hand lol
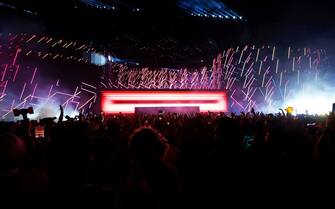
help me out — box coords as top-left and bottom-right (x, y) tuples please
(59, 105), (64, 113)
(58, 105), (64, 123)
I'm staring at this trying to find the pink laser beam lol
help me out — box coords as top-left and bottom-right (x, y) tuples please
(1, 64), (8, 81)
(30, 67), (37, 84)
(12, 48), (21, 66)
(12, 65), (20, 82)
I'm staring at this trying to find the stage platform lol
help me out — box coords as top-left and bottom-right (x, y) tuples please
(101, 90), (227, 114)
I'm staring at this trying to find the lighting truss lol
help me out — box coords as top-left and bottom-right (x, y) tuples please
(178, 0), (242, 20)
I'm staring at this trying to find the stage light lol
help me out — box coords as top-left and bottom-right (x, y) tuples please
(101, 90), (228, 114)
(225, 15), (229, 18)
(108, 55), (112, 61)
(178, 0), (241, 21)
(232, 16), (236, 19)
(239, 16), (243, 19)
(136, 8), (140, 11)
(283, 84), (335, 115)
(284, 98), (331, 115)
(112, 6), (115, 10)
(80, 0), (114, 10)
(90, 53), (107, 66)
(286, 107), (294, 114)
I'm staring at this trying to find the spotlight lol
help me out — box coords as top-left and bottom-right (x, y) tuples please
(136, 8), (140, 11)
(112, 6), (115, 10)
(108, 55), (112, 61)
(284, 88), (335, 115)
(219, 15), (222, 18)
(232, 16), (236, 19)
(225, 15), (229, 18)
(285, 107), (294, 115)
(90, 53), (107, 66)
(239, 16), (243, 19)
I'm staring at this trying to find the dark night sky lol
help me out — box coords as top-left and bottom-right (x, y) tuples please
(1, 0), (335, 66)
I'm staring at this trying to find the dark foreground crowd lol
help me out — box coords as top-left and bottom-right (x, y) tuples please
(1, 108), (335, 207)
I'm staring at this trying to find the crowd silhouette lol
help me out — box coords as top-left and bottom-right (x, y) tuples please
(1, 106), (335, 206)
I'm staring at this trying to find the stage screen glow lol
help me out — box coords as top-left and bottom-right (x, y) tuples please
(101, 90), (228, 114)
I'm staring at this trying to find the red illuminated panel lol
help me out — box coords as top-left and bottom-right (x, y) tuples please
(101, 90), (228, 114)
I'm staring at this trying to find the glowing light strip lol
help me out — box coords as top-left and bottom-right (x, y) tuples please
(12, 48), (20, 66)
(1, 64), (8, 81)
(30, 67), (37, 84)
(101, 90), (227, 114)
(13, 65), (19, 82)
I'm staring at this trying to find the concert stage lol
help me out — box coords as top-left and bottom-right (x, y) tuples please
(101, 90), (228, 114)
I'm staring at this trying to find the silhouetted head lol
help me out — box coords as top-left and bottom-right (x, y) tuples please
(0, 133), (26, 172)
(216, 117), (242, 153)
(129, 127), (166, 167)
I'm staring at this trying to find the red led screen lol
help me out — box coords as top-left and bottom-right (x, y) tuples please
(101, 90), (228, 114)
